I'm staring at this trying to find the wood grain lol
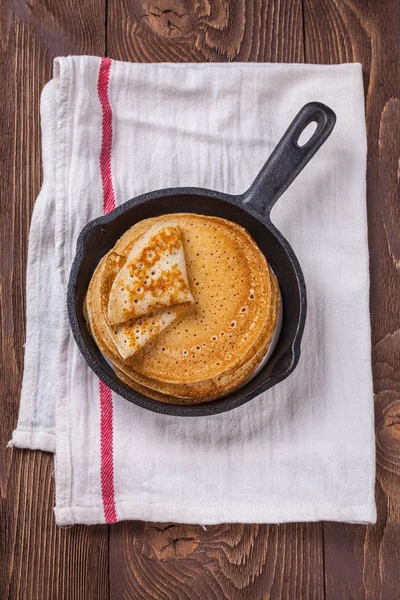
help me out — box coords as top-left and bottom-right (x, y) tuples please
(110, 521), (324, 600)
(304, 1), (400, 598)
(0, 2), (109, 599)
(1, 0), (400, 598)
(107, 0), (304, 63)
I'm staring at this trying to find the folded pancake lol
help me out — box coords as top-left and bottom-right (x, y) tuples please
(87, 222), (193, 360)
(85, 213), (281, 403)
(108, 221), (193, 325)
(109, 306), (189, 360)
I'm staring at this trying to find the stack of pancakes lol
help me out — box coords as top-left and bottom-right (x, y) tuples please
(85, 213), (281, 404)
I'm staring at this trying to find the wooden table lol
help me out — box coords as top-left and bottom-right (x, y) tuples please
(1, 1), (399, 598)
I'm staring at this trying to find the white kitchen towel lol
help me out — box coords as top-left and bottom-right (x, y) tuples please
(11, 56), (376, 525)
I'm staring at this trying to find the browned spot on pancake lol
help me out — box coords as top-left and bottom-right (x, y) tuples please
(125, 263), (188, 308)
(125, 227), (181, 278)
(113, 225), (191, 322)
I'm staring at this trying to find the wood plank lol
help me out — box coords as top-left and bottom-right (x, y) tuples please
(107, 0), (304, 63)
(107, 2), (325, 599)
(0, 2), (109, 599)
(303, 0), (400, 598)
(4, 450), (109, 600)
(110, 521), (324, 600)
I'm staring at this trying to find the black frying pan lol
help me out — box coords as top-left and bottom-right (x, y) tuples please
(68, 102), (336, 416)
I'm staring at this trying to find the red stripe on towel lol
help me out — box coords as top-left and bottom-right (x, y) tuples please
(98, 57), (117, 524)
(99, 381), (117, 523)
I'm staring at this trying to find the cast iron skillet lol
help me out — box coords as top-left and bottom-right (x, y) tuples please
(68, 102), (336, 416)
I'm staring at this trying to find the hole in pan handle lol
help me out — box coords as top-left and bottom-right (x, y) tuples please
(242, 102), (336, 216)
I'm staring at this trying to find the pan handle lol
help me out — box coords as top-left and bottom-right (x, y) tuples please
(242, 102), (336, 215)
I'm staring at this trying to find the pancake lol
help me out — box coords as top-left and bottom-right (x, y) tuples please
(87, 250), (192, 361)
(108, 221), (193, 325)
(115, 215), (276, 379)
(88, 277), (279, 403)
(85, 213), (281, 403)
(112, 273), (281, 404)
(86, 251), (278, 400)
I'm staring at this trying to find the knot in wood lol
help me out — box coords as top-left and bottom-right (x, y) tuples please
(143, 523), (200, 560)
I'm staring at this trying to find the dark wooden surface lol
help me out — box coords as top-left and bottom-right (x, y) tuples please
(1, 0), (399, 598)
